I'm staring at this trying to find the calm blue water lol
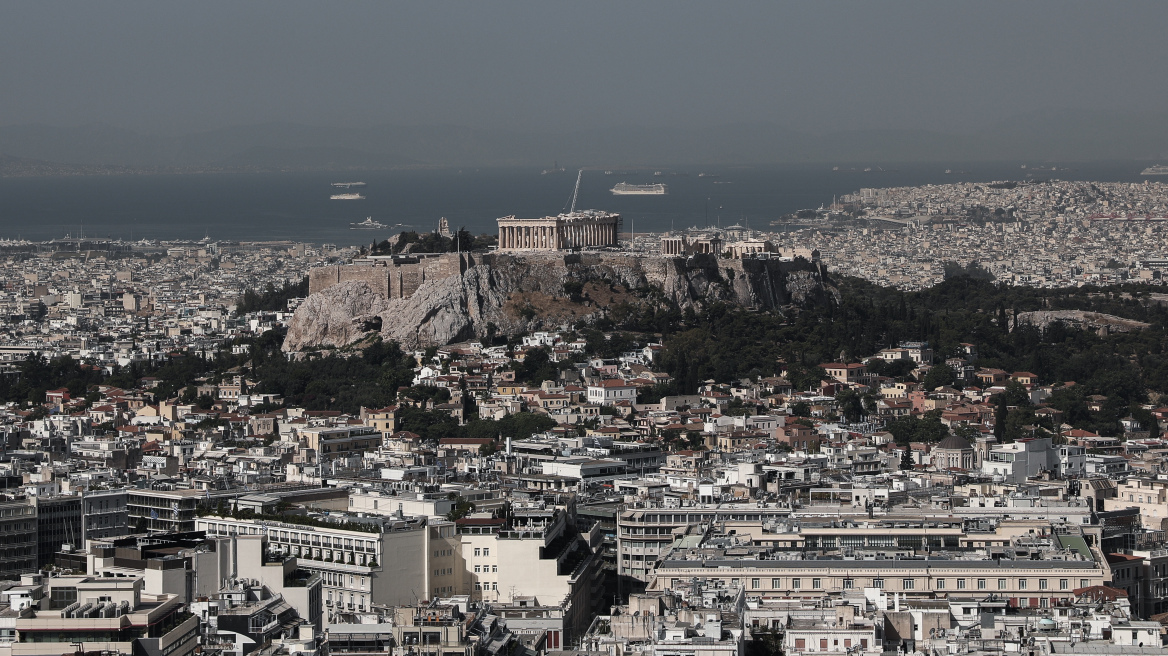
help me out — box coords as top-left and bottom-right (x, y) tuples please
(0, 162), (1155, 245)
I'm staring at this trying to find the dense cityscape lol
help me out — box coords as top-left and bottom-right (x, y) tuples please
(0, 174), (1166, 656)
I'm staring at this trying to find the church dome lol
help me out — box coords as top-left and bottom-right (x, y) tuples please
(936, 435), (973, 450)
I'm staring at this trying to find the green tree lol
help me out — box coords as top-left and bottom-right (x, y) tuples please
(835, 388), (865, 423)
(445, 494), (475, 521)
(900, 448), (915, 470)
(921, 364), (955, 391)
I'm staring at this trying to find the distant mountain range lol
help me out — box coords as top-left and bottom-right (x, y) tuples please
(2, 110), (1168, 174)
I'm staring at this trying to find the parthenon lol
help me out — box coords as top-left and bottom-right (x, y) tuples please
(497, 210), (621, 251)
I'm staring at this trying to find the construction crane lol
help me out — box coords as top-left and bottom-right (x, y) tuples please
(566, 169), (584, 214)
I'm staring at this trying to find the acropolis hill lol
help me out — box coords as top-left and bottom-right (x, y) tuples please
(287, 251), (833, 351)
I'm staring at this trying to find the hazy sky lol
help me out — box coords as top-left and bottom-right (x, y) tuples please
(4, 1), (1168, 135)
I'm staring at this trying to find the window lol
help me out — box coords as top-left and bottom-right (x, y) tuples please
(843, 579), (854, 590)
(491, 582), (497, 590)
(483, 548), (490, 556)
(795, 639), (806, 649)
(820, 639), (828, 650)
(474, 582), (481, 590)
(474, 548), (481, 557)
(998, 578), (1007, 590)
(937, 579), (945, 590)
(752, 578), (760, 589)
(1060, 579), (1068, 590)
(474, 565), (480, 573)
(1081, 579), (1089, 589)
(957, 578), (966, 589)
(772, 578), (781, 589)
(977, 579), (986, 590)
(903, 579), (914, 590)
(1019, 579), (1027, 590)
(873, 578), (884, 589)
(791, 578), (801, 589)
(1039, 579), (1048, 590)
(813, 578), (821, 589)
(492, 565), (497, 573)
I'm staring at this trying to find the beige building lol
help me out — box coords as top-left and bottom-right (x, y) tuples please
(7, 575), (198, 656)
(456, 507), (602, 642)
(196, 513), (455, 620)
(497, 211), (620, 251)
(650, 557), (1105, 606)
(1116, 477), (1168, 530)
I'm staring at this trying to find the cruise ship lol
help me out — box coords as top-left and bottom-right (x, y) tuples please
(350, 217), (385, 230)
(1142, 165), (1168, 176)
(332, 181), (367, 188)
(611, 182), (667, 195)
(330, 193), (365, 200)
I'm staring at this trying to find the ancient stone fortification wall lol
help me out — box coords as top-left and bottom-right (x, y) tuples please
(309, 253), (472, 298)
(285, 252), (834, 351)
(311, 252), (826, 309)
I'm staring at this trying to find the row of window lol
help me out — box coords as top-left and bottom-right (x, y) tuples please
(473, 548), (491, 557)
(322, 571), (366, 589)
(718, 576), (1083, 591)
(201, 522), (377, 552)
(474, 565), (498, 573)
(326, 590), (366, 610)
(793, 637), (869, 650)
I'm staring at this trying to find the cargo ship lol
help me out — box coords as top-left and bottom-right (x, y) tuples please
(332, 181), (367, 187)
(330, 193), (365, 200)
(1142, 165), (1168, 175)
(611, 182), (667, 195)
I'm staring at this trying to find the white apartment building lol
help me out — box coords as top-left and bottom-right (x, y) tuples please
(587, 380), (638, 406)
(195, 514), (460, 619)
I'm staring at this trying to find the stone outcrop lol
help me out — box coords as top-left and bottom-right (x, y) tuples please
(1012, 309), (1151, 334)
(283, 253), (836, 351)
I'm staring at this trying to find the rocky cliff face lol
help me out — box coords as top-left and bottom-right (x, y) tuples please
(283, 253), (836, 352)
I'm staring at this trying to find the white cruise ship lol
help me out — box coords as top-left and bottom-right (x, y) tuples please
(330, 193), (365, 200)
(611, 182), (667, 195)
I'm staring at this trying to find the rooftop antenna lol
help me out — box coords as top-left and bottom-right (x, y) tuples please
(568, 169), (584, 213)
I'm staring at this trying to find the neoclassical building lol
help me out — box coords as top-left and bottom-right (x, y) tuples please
(933, 434), (977, 470)
(497, 210), (621, 251)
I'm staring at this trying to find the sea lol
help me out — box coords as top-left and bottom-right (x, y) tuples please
(0, 161), (1158, 245)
